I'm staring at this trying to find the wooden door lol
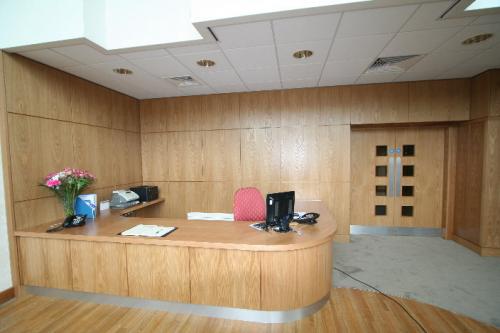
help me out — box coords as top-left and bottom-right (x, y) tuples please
(351, 127), (445, 228)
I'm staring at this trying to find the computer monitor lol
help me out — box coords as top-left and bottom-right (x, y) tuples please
(266, 191), (295, 232)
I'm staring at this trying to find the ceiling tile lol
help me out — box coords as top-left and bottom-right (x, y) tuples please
(224, 45), (277, 70)
(213, 21), (274, 49)
(329, 34), (393, 61)
(280, 63), (323, 81)
(273, 13), (341, 44)
(174, 50), (233, 72)
(439, 23), (500, 52)
(393, 71), (439, 82)
(127, 55), (191, 77)
(195, 69), (243, 87)
(120, 49), (169, 60)
(322, 58), (372, 78)
(356, 72), (400, 84)
(471, 14), (500, 25)
(19, 49), (81, 68)
(282, 78), (318, 89)
(319, 75), (358, 86)
(407, 49), (480, 73)
(437, 63), (489, 79)
(380, 27), (462, 57)
(52, 44), (121, 64)
(402, 1), (476, 32)
(276, 40), (330, 66)
(237, 67), (280, 84)
(168, 43), (219, 55)
(178, 85), (215, 96)
(467, 46), (500, 68)
(214, 84), (248, 93)
(336, 4), (419, 38)
(245, 81), (282, 91)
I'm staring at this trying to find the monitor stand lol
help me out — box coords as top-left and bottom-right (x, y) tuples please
(274, 214), (292, 233)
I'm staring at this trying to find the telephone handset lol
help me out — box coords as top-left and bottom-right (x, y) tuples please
(46, 215), (87, 233)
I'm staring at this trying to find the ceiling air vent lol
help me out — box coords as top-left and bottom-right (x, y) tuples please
(166, 75), (201, 87)
(365, 55), (424, 74)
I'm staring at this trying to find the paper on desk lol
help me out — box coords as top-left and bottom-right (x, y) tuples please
(187, 212), (234, 221)
(121, 224), (175, 237)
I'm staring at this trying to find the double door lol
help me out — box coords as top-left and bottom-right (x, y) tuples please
(351, 127), (445, 228)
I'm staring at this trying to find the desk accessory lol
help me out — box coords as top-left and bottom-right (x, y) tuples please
(110, 190), (140, 208)
(75, 194), (97, 218)
(130, 185), (158, 202)
(119, 224), (176, 237)
(40, 168), (95, 222)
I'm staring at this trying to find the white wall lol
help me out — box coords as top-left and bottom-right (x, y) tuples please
(0, 141), (12, 291)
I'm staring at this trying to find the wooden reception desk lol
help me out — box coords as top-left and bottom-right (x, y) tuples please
(14, 200), (336, 322)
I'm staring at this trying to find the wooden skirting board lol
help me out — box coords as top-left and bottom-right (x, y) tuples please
(0, 287), (14, 304)
(452, 234), (500, 257)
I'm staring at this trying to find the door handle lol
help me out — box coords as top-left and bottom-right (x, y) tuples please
(388, 157), (395, 197)
(395, 156), (402, 197)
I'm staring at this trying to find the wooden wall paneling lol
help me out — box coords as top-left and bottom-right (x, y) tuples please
(141, 132), (168, 181)
(480, 118), (500, 248)
(239, 181), (281, 198)
(442, 127), (457, 239)
(470, 72), (490, 120)
(202, 129), (241, 181)
(409, 79), (470, 122)
(189, 248), (260, 309)
(136, 182), (169, 217)
(319, 182), (350, 238)
(318, 125), (350, 182)
(296, 241), (332, 307)
(202, 181), (241, 213)
(71, 78), (112, 128)
(453, 124), (471, 242)
(167, 131), (202, 181)
(318, 86), (351, 125)
(18, 238), (72, 289)
(166, 96), (202, 132)
(239, 91), (281, 128)
(111, 129), (129, 185)
(139, 99), (168, 133)
(280, 88), (320, 127)
(490, 70), (500, 116)
(241, 128), (280, 182)
(126, 244), (190, 302)
(201, 94), (240, 130)
(260, 250), (298, 310)
(280, 127), (320, 181)
(14, 197), (63, 230)
(4, 54), (72, 121)
(71, 240), (128, 296)
(111, 91), (140, 132)
(351, 83), (409, 124)
(125, 131), (143, 183)
(279, 182), (320, 200)
(8, 114), (75, 202)
(166, 182), (206, 218)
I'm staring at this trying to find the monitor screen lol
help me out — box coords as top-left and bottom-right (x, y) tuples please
(266, 191), (295, 226)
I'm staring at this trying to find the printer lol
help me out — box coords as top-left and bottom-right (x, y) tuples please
(110, 190), (140, 209)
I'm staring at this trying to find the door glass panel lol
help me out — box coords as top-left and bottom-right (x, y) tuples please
(375, 185), (387, 196)
(376, 145), (387, 156)
(375, 205), (387, 216)
(403, 145), (415, 156)
(402, 165), (414, 177)
(402, 186), (414, 196)
(376, 165), (387, 177)
(402, 206), (413, 216)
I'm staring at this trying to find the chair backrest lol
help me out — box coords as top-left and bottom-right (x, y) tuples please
(233, 187), (266, 221)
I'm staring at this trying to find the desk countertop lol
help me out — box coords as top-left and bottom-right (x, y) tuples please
(14, 200), (336, 251)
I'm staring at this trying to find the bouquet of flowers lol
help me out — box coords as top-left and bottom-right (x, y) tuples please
(41, 168), (96, 217)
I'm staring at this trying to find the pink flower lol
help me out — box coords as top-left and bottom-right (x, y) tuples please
(46, 179), (61, 187)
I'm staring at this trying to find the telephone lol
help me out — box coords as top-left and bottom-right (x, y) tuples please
(110, 189), (140, 208)
(46, 215), (86, 233)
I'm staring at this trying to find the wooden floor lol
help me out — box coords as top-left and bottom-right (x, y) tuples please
(0, 288), (498, 333)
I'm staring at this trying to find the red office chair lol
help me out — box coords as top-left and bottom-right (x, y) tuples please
(233, 187), (266, 221)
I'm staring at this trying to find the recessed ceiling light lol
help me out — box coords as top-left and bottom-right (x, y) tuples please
(462, 33), (493, 45)
(197, 59), (215, 67)
(112, 68), (133, 75)
(465, 0), (500, 11)
(293, 50), (313, 59)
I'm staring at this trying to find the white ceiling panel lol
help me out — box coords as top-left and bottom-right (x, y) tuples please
(214, 84), (248, 93)
(120, 49), (169, 60)
(276, 40), (331, 66)
(273, 13), (341, 44)
(280, 63), (323, 81)
(52, 44), (121, 64)
(213, 21), (274, 49)
(127, 55), (191, 77)
(178, 85), (215, 96)
(282, 78), (318, 89)
(356, 72), (400, 84)
(195, 69), (243, 87)
(319, 75), (358, 86)
(471, 14), (500, 25)
(322, 58), (372, 78)
(336, 5), (419, 38)
(468, 46), (500, 68)
(381, 27), (462, 57)
(393, 70), (439, 82)
(20, 49), (81, 68)
(329, 34), (393, 61)
(407, 49), (481, 73)
(168, 43), (219, 55)
(439, 23), (500, 52)
(174, 50), (233, 72)
(437, 63), (489, 79)
(245, 81), (282, 91)
(402, 1), (476, 32)
(223, 45), (277, 70)
(237, 67), (280, 84)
